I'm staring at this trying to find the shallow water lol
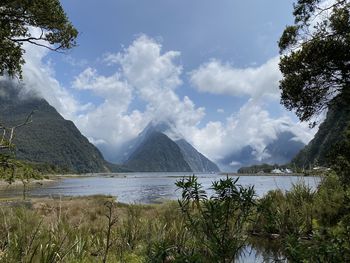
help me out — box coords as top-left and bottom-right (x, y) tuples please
(0, 172), (321, 204)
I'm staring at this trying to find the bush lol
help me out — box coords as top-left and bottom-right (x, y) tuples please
(176, 175), (256, 262)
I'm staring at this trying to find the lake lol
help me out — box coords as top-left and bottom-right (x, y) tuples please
(0, 172), (321, 204)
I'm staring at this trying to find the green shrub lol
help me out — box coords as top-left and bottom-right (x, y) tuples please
(176, 175), (256, 263)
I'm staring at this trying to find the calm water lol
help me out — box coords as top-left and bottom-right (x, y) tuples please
(1, 172), (321, 204)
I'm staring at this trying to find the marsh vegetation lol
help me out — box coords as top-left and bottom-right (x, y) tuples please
(0, 172), (349, 262)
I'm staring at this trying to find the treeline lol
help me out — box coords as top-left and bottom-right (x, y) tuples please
(237, 163), (291, 174)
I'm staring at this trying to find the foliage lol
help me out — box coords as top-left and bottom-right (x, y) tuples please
(0, 174), (349, 262)
(293, 102), (350, 169)
(329, 124), (350, 185)
(279, 0), (350, 124)
(176, 175), (256, 262)
(0, 0), (78, 78)
(0, 197), (197, 262)
(103, 201), (118, 263)
(253, 173), (350, 262)
(253, 181), (315, 237)
(0, 106), (42, 199)
(0, 176), (258, 263)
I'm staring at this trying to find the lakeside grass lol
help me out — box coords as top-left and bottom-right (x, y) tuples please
(0, 175), (258, 263)
(0, 195), (182, 262)
(0, 172), (349, 262)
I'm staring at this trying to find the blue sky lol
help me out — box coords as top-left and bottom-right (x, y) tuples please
(55, 0), (294, 121)
(18, 0), (317, 163)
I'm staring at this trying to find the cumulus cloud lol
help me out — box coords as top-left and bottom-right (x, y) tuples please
(12, 29), (148, 159)
(112, 35), (204, 127)
(15, 32), (315, 164)
(20, 30), (84, 120)
(185, 99), (316, 161)
(190, 56), (281, 99)
(71, 67), (144, 157)
(73, 67), (132, 112)
(71, 35), (205, 160)
(117, 35), (182, 92)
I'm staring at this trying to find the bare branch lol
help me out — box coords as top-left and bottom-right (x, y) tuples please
(26, 40), (65, 53)
(0, 111), (35, 151)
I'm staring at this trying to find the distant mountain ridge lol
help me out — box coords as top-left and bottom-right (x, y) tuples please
(123, 121), (220, 172)
(219, 131), (305, 171)
(0, 81), (126, 173)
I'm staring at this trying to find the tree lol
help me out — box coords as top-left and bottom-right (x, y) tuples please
(279, 0), (350, 125)
(0, 0), (77, 183)
(0, 111), (43, 198)
(0, 0), (78, 78)
(0, 111), (34, 179)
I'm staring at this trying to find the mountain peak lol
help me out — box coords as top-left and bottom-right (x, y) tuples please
(141, 120), (184, 141)
(122, 121), (220, 172)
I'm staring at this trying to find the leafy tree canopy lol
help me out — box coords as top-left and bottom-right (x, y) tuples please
(0, 0), (78, 78)
(279, 0), (350, 125)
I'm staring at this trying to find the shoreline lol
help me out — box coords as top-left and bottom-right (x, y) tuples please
(220, 172), (306, 177)
(0, 178), (57, 190)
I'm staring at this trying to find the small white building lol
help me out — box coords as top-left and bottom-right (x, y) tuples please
(271, 168), (283, 174)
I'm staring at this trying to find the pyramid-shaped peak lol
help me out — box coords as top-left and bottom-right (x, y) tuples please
(148, 120), (173, 133)
(140, 120), (183, 140)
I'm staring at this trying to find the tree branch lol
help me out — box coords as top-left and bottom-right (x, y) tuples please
(0, 111), (35, 150)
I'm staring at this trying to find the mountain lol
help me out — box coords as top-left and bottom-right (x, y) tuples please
(0, 81), (126, 173)
(220, 145), (256, 171)
(123, 121), (220, 172)
(175, 139), (220, 172)
(265, 132), (305, 164)
(124, 131), (192, 172)
(220, 131), (305, 171)
(293, 101), (350, 168)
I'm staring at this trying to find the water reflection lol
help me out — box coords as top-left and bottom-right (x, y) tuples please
(236, 244), (286, 263)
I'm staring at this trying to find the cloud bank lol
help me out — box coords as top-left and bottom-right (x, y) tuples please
(17, 34), (316, 164)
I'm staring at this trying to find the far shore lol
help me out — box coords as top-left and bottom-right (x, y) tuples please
(220, 172), (306, 177)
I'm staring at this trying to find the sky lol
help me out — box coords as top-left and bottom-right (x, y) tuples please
(17, 0), (318, 163)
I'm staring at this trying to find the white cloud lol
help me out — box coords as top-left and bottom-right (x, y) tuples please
(72, 35), (204, 160)
(183, 99), (316, 161)
(16, 29), (147, 158)
(20, 31), (83, 120)
(99, 35), (205, 139)
(16, 32), (315, 164)
(71, 67), (144, 155)
(117, 35), (182, 95)
(73, 67), (132, 112)
(190, 56), (281, 99)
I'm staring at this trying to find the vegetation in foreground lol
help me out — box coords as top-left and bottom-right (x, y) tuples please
(0, 171), (349, 262)
(0, 177), (256, 263)
(253, 173), (350, 262)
